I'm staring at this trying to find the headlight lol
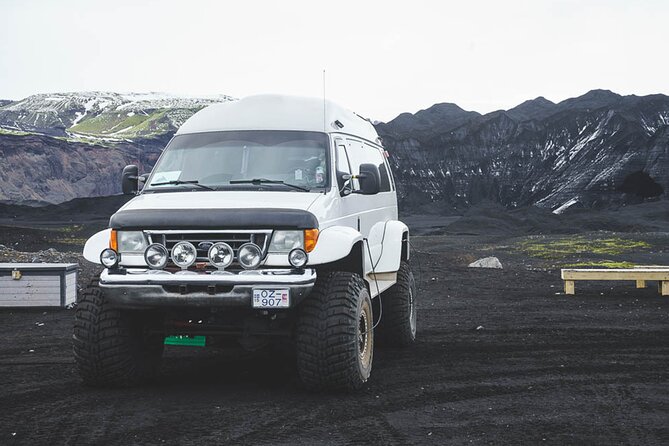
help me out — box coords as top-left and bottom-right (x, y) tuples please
(208, 242), (234, 269)
(288, 248), (308, 268)
(100, 248), (119, 268)
(269, 230), (304, 252)
(144, 243), (168, 270)
(171, 241), (197, 269)
(238, 243), (262, 269)
(117, 231), (148, 253)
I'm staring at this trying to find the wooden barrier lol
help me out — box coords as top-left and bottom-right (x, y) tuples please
(0, 263), (78, 307)
(561, 268), (669, 296)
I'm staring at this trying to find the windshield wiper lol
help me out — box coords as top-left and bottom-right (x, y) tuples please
(150, 180), (215, 191)
(229, 178), (310, 192)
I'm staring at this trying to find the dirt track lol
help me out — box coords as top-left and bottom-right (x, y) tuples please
(1, 232), (668, 445)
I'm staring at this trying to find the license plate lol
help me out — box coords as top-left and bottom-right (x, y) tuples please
(252, 288), (290, 308)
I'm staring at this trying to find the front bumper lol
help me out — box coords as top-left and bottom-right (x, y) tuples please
(99, 268), (317, 309)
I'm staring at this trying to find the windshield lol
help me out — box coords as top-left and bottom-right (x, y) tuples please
(146, 130), (329, 192)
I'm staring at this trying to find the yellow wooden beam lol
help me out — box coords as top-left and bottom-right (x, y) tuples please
(564, 280), (575, 295)
(561, 269), (669, 281)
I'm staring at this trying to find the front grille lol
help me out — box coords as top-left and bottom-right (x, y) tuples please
(146, 230), (271, 269)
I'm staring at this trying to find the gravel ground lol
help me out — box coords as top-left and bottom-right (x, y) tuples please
(0, 230), (667, 445)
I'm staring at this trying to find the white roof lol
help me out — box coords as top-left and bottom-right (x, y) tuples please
(176, 94), (380, 143)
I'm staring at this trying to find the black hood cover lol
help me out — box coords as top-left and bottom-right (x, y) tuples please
(109, 208), (319, 230)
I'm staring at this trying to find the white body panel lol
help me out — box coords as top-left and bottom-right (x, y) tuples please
(83, 228), (111, 264)
(176, 94), (379, 143)
(118, 191), (321, 213)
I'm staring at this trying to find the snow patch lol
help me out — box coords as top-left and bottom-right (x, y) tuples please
(552, 197), (579, 214)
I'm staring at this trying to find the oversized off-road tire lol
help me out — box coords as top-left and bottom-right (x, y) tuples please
(296, 271), (374, 391)
(73, 280), (164, 387)
(376, 261), (417, 347)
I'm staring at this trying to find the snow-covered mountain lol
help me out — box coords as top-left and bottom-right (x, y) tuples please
(0, 92), (235, 141)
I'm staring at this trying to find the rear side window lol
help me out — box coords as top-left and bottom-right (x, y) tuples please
(335, 142), (352, 191)
(345, 139), (392, 192)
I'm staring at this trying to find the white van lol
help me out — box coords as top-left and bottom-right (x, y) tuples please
(76, 95), (416, 390)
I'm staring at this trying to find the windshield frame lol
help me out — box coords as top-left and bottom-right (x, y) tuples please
(142, 130), (331, 194)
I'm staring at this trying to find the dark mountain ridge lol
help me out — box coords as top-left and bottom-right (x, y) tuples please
(377, 90), (669, 212)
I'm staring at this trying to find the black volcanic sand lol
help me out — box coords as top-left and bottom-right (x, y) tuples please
(0, 202), (668, 444)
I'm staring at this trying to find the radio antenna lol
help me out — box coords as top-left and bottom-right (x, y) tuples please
(322, 69), (326, 132)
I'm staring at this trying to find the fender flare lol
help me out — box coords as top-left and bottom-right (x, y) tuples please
(372, 220), (409, 273)
(83, 229), (111, 264)
(308, 226), (363, 265)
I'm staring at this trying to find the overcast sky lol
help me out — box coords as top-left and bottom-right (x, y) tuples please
(1, 0), (667, 122)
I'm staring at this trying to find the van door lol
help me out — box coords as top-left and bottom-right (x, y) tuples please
(344, 138), (397, 263)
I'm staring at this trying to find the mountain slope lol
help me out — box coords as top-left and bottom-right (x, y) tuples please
(0, 92), (234, 141)
(377, 91), (669, 211)
(0, 133), (161, 204)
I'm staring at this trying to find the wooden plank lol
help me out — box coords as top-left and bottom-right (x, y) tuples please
(564, 280), (575, 295)
(0, 263), (78, 271)
(0, 279), (60, 286)
(0, 299), (60, 307)
(0, 282), (60, 295)
(0, 292), (59, 300)
(636, 280), (646, 288)
(0, 274), (60, 287)
(561, 269), (669, 281)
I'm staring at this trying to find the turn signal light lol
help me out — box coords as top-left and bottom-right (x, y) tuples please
(109, 229), (118, 251)
(304, 229), (319, 253)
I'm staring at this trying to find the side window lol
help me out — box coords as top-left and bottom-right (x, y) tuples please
(335, 143), (352, 191)
(346, 139), (392, 192)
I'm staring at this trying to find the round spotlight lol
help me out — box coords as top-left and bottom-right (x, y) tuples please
(171, 241), (197, 269)
(237, 243), (262, 269)
(100, 248), (119, 268)
(144, 243), (169, 270)
(288, 248), (308, 268)
(208, 242), (234, 269)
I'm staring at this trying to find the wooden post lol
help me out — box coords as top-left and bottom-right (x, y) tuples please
(564, 280), (575, 295)
(636, 280), (646, 288)
(661, 281), (669, 296)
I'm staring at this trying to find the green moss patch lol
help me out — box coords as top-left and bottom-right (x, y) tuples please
(562, 260), (637, 268)
(518, 236), (650, 260)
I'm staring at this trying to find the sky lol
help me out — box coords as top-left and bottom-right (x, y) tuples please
(1, 0), (668, 122)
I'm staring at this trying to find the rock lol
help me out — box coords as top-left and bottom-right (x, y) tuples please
(468, 256), (503, 269)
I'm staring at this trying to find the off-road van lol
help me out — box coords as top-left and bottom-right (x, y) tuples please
(75, 95), (416, 390)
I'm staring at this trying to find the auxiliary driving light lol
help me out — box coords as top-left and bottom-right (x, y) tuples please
(144, 243), (169, 270)
(288, 248), (308, 268)
(237, 243), (262, 269)
(171, 241), (197, 269)
(100, 248), (119, 268)
(208, 242), (234, 269)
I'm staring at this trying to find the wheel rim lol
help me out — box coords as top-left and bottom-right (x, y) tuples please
(409, 286), (417, 336)
(358, 299), (373, 367)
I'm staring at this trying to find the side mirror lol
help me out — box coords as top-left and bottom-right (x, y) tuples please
(122, 165), (139, 195)
(355, 163), (381, 195)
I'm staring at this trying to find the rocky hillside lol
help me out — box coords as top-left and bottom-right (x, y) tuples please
(0, 92), (234, 142)
(0, 133), (162, 204)
(0, 90), (667, 211)
(377, 90), (669, 212)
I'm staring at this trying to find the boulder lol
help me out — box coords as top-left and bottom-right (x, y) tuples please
(468, 256), (503, 269)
